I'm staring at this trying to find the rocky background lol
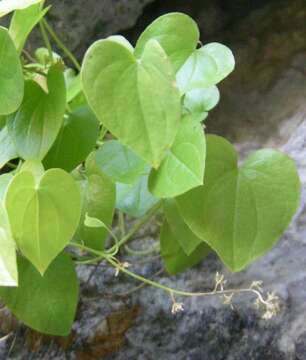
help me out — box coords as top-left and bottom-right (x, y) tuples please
(1, 0), (306, 359)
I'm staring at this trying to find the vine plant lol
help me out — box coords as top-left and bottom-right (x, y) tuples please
(0, 0), (301, 336)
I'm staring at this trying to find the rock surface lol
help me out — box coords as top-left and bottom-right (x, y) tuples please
(1, 0), (306, 359)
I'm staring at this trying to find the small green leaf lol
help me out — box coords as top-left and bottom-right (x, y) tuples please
(0, 0), (42, 18)
(9, 3), (50, 53)
(135, 13), (199, 72)
(5, 168), (81, 274)
(95, 140), (147, 184)
(8, 65), (66, 160)
(177, 43), (234, 94)
(176, 135), (301, 271)
(184, 86), (220, 123)
(75, 168), (115, 251)
(0, 126), (18, 169)
(116, 171), (159, 218)
(82, 38), (181, 168)
(160, 220), (209, 275)
(0, 204), (17, 286)
(84, 213), (106, 228)
(0, 253), (79, 336)
(164, 199), (203, 256)
(0, 27), (24, 115)
(43, 106), (99, 172)
(35, 47), (61, 65)
(149, 116), (206, 198)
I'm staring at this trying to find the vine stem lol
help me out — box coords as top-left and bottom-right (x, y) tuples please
(39, 20), (53, 63)
(107, 201), (162, 254)
(42, 19), (81, 71)
(70, 242), (269, 305)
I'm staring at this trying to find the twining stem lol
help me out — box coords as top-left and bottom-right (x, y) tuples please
(124, 242), (160, 256)
(118, 212), (126, 238)
(39, 21), (53, 63)
(42, 19), (81, 71)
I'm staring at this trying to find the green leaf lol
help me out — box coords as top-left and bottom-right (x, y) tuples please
(160, 220), (210, 275)
(149, 116), (206, 198)
(82, 38), (181, 168)
(0, 27), (24, 115)
(43, 106), (99, 172)
(116, 171), (159, 218)
(95, 140), (147, 184)
(35, 47), (61, 65)
(135, 13), (199, 72)
(75, 169), (115, 251)
(8, 65), (66, 160)
(0, 0), (42, 18)
(0, 204), (18, 286)
(176, 43), (235, 94)
(107, 35), (133, 52)
(84, 213), (106, 228)
(176, 135), (301, 271)
(5, 168), (81, 274)
(0, 253), (79, 336)
(184, 86), (220, 123)
(164, 199), (203, 255)
(9, 3), (50, 53)
(0, 126), (18, 169)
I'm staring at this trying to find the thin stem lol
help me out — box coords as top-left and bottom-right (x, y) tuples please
(118, 212), (125, 238)
(39, 20), (53, 63)
(108, 202), (162, 253)
(6, 162), (17, 170)
(42, 19), (81, 71)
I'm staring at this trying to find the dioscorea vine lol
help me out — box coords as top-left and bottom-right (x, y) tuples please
(0, 0), (300, 336)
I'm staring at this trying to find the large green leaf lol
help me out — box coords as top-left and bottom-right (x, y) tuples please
(177, 43), (235, 94)
(43, 106), (99, 172)
(116, 171), (159, 218)
(149, 116), (206, 198)
(8, 65), (66, 160)
(183, 86), (220, 123)
(160, 220), (209, 275)
(9, 3), (49, 53)
(82, 38), (181, 168)
(0, 0), (42, 17)
(95, 140), (147, 184)
(75, 159), (116, 251)
(5, 168), (81, 274)
(0, 173), (13, 201)
(0, 253), (79, 336)
(176, 135), (301, 271)
(0, 126), (18, 169)
(0, 27), (24, 115)
(135, 12), (199, 72)
(0, 204), (17, 286)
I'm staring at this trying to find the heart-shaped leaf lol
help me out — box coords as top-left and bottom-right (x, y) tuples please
(5, 168), (81, 274)
(183, 86), (220, 123)
(176, 135), (301, 271)
(135, 12), (199, 72)
(43, 106), (99, 172)
(95, 140), (147, 184)
(0, 253), (79, 336)
(9, 3), (49, 53)
(149, 116), (206, 198)
(177, 43), (235, 94)
(82, 38), (181, 168)
(0, 27), (24, 115)
(0, 204), (17, 286)
(8, 65), (66, 160)
(160, 219), (210, 275)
